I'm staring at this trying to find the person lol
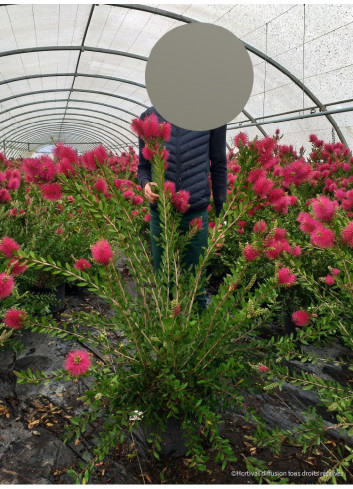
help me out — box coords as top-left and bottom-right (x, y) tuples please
(137, 106), (228, 310)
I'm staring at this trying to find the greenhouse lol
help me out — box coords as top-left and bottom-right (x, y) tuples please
(0, 3), (353, 485)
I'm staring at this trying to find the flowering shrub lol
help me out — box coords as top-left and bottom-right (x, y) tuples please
(0, 261), (34, 354)
(13, 120), (282, 483)
(208, 131), (353, 467)
(9, 129), (353, 483)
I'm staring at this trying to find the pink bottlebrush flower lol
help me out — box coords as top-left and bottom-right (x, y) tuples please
(331, 268), (340, 276)
(8, 208), (17, 218)
(258, 365), (269, 372)
(292, 310), (310, 326)
(4, 309), (26, 329)
(41, 183), (62, 201)
(277, 267), (297, 288)
(311, 195), (338, 222)
(289, 245), (302, 257)
(297, 212), (320, 235)
(92, 145), (108, 165)
(209, 221), (216, 229)
(81, 151), (97, 171)
(341, 162), (351, 172)
(237, 220), (247, 229)
(243, 244), (260, 261)
(253, 177), (274, 198)
(342, 199), (353, 211)
(53, 143), (77, 163)
(164, 181), (176, 196)
(172, 190), (190, 213)
(64, 350), (91, 376)
(189, 217), (203, 231)
(0, 188), (11, 202)
(232, 163), (241, 173)
(113, 179), (124, 190)
(341, 221), (353, 247)
(133, 195), (144, 205)
(310, 226), (335, 248)
(6, 177), (20, 191)
(56, 228), (63, 235)
(131, 210), (139, 217)
(0, 273), (14, 299)
(289, 195), (298, 206)
(144, 213), (151, 222)
(234, 132), (248, 148)
(37, 156), (57, 182)
(247, 168), (267, 184)
(91, 240), (113, 265)
(67, 195), (75, 203)
(264, 238), (290, 260)
(282, 159), (312, 188)
(160, 122), (172, 141)
(274, 228), (287, 239)
(0, 236), (20, 258)
(267, 187), (285, 204)
(272, 196), (291, 214)
(273, 165), (283, 177)
(142, 146), (154, 161)
(95, 178), (107, 193)
(131, 118), (145, 139)
(74, 258), (91, 271)
(8, 258), (27, 276)
(262, 156), (279, 171)
(323, 274), (335, 285)
(143, 113), (161, 138)
(57, 157), (74, 177)
(123, 189), (135, 201)
(207, 204), (212, 212)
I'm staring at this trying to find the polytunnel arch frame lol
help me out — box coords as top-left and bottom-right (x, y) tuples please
(4, 124), (122, 159)
(1, 110), (137, 145)
(0, 3), (267, 152)
(3, 119), (129, 152)
(0, 3), (351, 155)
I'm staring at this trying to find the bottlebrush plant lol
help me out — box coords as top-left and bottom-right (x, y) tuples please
(0, 153), (98, 290)
(208, 132), (353, 463)
(13, 119), (281, 483)
(11, 128), (353, 484)
(0, 260), (35, 354)
(0, 186), (93, 290)
(210, 131), (353, 317)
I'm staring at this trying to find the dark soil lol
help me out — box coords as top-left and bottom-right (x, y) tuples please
(113, 415), (351, 485)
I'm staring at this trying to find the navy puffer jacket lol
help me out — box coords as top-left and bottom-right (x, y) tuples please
(137, 106), (228, 216)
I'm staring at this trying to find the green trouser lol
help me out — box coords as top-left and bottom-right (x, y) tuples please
(150, 207), (208, 310)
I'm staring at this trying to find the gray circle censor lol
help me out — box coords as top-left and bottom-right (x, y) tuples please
(145, 23), (254, 131)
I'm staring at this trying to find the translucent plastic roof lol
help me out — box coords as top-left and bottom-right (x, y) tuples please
(1, 4), (353, 158)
